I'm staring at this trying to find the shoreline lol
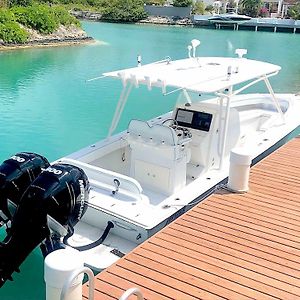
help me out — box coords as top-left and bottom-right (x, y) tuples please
(3, 13), (298, 51)
(0, 23), (94, 51)
(0, 36), (94, 51)
(73, 11), (300, 34)
(72, 11), (194, 27)
(138, 16), (193, 26)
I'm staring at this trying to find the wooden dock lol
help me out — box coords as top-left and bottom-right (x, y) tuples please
(83, 137), (300, 300)
(193, 16), (300, 33)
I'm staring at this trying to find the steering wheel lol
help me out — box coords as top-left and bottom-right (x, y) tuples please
(162, 118), (178, 130)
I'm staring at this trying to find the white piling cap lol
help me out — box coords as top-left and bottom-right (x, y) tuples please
(230, 148), (252, 165)
(44, 248), (84, 288)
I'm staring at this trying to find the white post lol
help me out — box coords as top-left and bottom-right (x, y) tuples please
(182, 89), (192, 104)
(107, 83), (133, 137)
(217, 96), (224, 157)
(219, 87), (232, 170)
(263, 76), (285, 123)
(44, 248), (84, 300)
(227, 148), (252, 192)
(277, 0), (283, 15)
(234, 0), (239, 13)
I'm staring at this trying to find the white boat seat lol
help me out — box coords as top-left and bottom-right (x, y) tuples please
(127, 119), (179, 146)
(126, 119), (191, 196)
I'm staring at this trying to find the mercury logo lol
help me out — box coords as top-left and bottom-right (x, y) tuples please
(78, 179), (85, 220)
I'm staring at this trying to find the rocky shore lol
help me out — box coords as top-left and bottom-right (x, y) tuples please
(0, 24), (94, 51)
(0, 11), (193, 51)
(138, 16), (192, 26)
(71, 10), (193, 26)
(71, 10), (102, 21)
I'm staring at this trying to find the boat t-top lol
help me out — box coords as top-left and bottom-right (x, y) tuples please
(0, 40), (299, 286)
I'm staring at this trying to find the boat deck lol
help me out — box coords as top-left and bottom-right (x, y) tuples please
(83, 136), (300, 300)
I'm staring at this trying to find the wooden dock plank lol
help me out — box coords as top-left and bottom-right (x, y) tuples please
(141, 239), (300, 298)
(232, 190), (300, 214)
(106, 265), (198, 300)
(160, 226), (300, 280)
(169, 221), (300, 273)
(83, 137), (300, 299)
(212, 195), (300, 226)
(176, 217), (300, 263)
(95, 271), (173, 300)
(150, 231), (300, 287)
(193, 203), (300, 246)
(127, 251), (252, 300)
(184, 210), (300, 261)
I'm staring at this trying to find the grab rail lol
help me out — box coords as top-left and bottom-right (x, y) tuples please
(59, 158), (143, 196)
(60, 267), (94, 300)
(119, 288), (144, 300)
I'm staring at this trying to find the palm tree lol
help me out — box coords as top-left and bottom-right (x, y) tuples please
(288, 2), (300, 20)
(240, 0), (262, 17)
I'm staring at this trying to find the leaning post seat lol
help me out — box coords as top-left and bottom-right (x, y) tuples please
(126, 119), (191, 195)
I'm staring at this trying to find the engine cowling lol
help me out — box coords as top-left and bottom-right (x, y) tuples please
(0, 163), (89, 287)
(0, 152), (50, 222)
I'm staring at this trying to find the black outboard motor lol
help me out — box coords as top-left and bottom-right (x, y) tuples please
(0, 163), (89, 287)
(0, 152), (50, 224)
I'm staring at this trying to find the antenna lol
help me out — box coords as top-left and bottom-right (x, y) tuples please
(187, 45), (192, 58)
(191, 39), (201, 58)
(235, 48), (247, 58)
(137, 54), (142, 67)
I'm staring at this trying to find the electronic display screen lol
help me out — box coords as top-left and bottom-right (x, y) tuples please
(175, 108), (213, 132)
(176, 110), (194, 124)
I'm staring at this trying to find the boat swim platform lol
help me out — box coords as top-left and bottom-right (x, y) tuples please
(83, 136), (300, 300)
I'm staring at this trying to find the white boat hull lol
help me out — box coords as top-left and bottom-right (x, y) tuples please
(60, 93), (300, 270)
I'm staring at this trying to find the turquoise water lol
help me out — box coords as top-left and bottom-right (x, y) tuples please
(0, 21), (299, 299)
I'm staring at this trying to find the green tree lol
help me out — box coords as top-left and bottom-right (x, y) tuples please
(173, 0), (192, 7)
(12, 5), (59, 33)
(144, 0), (165, 5)
(240, 0), (262, 17)
(288, 2), (300, 20)
(52, 6), (80, 26)
(9, 0), (32, 7)
(205, 4), (214, 13)
(0, 21), (28, 43)
(192, 1), (205, 14)
(0, 8), (14, 22)
(101, 0), (147, 22)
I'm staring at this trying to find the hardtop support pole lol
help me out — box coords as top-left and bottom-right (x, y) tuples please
(219, 86), (233, 170)
(217, 95), (224, 157)
(263, 75), (285, 123)
(182, 89), (192, 104)
(107, 83), (133, 137)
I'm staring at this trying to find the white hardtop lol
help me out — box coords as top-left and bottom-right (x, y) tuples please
(103, 56), (281, 94)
